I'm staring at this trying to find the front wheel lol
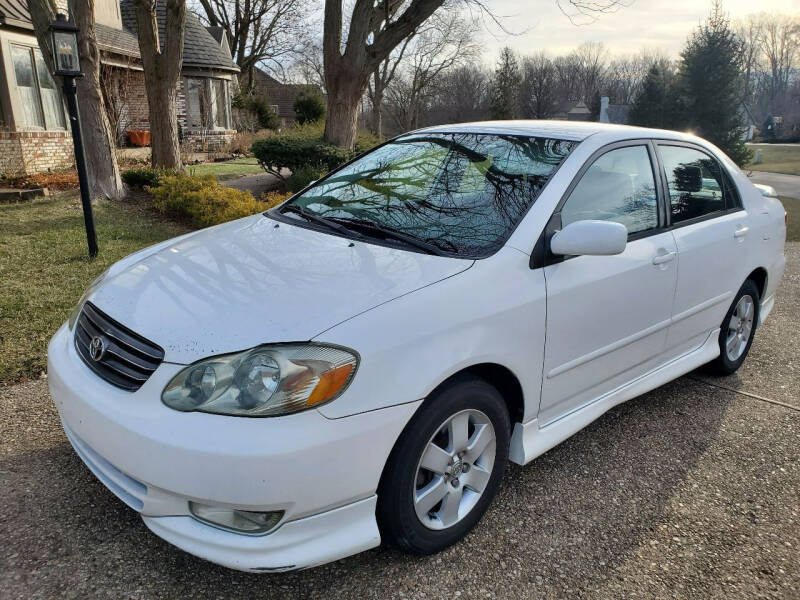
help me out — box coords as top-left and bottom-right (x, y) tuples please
(377, 375), (510, 554)
(706, 279), (760, 376)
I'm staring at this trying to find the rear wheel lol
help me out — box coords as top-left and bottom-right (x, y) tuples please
(377, 375), (510, 554)
(706, 279), (760, 375)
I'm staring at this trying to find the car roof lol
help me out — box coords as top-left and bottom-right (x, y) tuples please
(413, 120), (702, 144)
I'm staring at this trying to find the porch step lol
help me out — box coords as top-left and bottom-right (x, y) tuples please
(0, 188), (48, 203)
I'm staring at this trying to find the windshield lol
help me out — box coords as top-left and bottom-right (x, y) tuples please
(281, 133), (576, 257)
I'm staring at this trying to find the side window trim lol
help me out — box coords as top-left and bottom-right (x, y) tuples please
(654, 140), (744, 230)
(530, 138), (668, 269)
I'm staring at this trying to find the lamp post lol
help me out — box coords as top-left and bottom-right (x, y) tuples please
(50, 13), (98, 258)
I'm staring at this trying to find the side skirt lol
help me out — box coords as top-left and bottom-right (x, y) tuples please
(508, 328), (721, 466)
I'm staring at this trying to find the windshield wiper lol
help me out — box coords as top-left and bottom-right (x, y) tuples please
(280, 205), (360, 239)
(329, 217), (450, 256)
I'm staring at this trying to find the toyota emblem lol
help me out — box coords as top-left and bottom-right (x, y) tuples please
(89, 336), (106, 362)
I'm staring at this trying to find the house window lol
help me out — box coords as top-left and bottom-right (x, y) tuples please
(10, 45), (65, 130)
(185, 77), (230, 130)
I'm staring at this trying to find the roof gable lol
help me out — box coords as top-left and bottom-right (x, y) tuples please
(119, 1), (238, 72)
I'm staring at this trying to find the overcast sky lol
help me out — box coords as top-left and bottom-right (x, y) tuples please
(476, 0), (799, 61)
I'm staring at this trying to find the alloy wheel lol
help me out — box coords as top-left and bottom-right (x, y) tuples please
(413, 409), (496, 530)
(725, 294), (755, 362)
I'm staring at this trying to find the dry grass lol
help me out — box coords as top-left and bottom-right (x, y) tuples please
(0, 192), (188, 384)
(748, 144), (800, 176)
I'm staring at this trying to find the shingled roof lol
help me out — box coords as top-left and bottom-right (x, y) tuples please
(0, 1), (237, 72)
(119, 1), (238, 73)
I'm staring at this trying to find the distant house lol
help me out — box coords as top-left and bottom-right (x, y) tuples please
(0, 0), (239, 176)
(251, 69), (323, 127)
(552, 100), (592, 122)
(598, 97), (630, 125)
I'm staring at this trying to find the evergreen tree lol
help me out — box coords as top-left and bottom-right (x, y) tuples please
(676, 1), (751, 165)
(589, 90), (602, 121)
(629, 63), (682, 129)
(294, 89), (327, 125)
(490, 47), (522, 120)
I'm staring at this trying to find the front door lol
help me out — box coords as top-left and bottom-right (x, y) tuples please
(539, 143), (678, 425)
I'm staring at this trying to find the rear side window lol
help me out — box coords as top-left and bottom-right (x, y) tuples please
(561, 145), (658, 236)
(659, 145), (736, 224)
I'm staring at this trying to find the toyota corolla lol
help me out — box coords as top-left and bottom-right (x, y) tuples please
(48, 121), (786, 571)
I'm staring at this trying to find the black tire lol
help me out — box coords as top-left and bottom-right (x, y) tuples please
(705, 279), (760, 376)
(377, 375), (510, 555)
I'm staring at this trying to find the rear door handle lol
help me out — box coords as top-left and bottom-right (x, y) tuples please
(734, 225), (749, 239)
(652, 251), (676, 265)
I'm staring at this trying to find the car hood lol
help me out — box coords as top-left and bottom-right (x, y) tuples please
(88, 215), (473, 364)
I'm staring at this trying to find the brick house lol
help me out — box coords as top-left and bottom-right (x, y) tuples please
(252, 68), (322, 127)
(0, 0), (239, 176)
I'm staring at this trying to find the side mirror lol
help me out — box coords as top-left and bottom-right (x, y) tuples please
(550, 220), (627, 257)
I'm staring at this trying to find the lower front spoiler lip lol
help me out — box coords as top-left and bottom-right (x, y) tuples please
(142, 495), (381, 572)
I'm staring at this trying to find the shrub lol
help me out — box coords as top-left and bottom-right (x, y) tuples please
(293, 89), (326, 125)
(261, 190), (293, 210)
(284, 163), (327, 192)
(148, 174), (269, 228)
(122, 167), (179, 189)
(232, 93), (279, 131)
(251, 122), (381, 181)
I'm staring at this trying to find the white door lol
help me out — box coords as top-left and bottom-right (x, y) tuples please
(539, 143), (678, 425)
(656, 143), (749, 360)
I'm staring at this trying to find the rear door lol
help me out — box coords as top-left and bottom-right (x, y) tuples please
(538, 141), (678, 425)
(655, 143), (749, 360)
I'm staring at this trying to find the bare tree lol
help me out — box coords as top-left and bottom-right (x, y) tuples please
(519, 52), (558, 118)
(426, 64), (490, 124)
(759, 14), (800, 115)
(29, 0), (124, 199)
(367, 34), (415, 138)
(132, 0), (186, 169)
(193, 0), (311, 91)
(572, 41), (608, 103)
(322, 0), (632, 148)
(382, 9), (479, 133)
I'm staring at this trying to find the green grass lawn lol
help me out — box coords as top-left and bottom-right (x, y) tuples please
(0, 193), (189, 384)
(748, 144), (800, 176)
(781, 196), (799, 243)
(185, 157), (263, 180)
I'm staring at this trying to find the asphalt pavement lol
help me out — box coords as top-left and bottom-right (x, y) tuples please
(1, 245), (798, 599)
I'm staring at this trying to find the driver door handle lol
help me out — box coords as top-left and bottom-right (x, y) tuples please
(734, 225), (749, 239)
(652, 250), (676, 266)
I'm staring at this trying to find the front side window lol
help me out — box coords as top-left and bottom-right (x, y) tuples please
(659, 145), (732, 224)
(11, 45), (45, 128)
(10, 45), (64, 130)
(561, 145), (658, 236)
(185, 78), (230, 129)
(34, 49), (66, 129)
(284, 133), (575, 257)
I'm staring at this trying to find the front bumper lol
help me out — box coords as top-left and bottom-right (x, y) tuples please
(48, 323), (421, 571)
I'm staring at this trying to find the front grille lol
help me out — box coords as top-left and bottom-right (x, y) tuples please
(74, 302), (164, 391)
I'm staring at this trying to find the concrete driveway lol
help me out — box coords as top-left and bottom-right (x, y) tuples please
(1, 246), (798, 599)
(748, 171), (800, 199)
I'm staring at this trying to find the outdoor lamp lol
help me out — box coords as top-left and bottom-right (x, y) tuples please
(50, 13), (80, 77)
(50, 12), (97, 257)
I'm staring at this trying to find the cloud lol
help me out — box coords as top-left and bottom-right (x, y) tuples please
(477, 0), (799, 62)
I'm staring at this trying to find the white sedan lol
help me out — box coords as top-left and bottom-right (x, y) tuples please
(48, 122), (786, 571)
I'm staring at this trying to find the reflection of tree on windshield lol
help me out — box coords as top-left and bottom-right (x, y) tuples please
(290, 133), (575, 257)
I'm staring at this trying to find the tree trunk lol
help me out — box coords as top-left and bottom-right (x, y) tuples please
(323, 71), (365, 149)
(29, 0), (123, 199)
(133, 0), (185, 169)
(145, 76), (181, 167)
(70, 0), (124, 199)
(371, 72), (384, 139)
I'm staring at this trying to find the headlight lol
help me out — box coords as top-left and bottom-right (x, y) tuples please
(162, 343), (358, 417)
